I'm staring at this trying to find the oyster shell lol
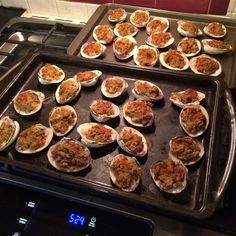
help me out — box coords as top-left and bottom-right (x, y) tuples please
(150, 158), (188, 194)
(93, 24), (114, 44)
(38, 63), (65, 85)
(55, 78), (81, 104)
(15, 124), (53, 154)
(169, 136), (204, 165)
(132, 80), (164, 102)
(101, 76), (128, 98)
(202, 39), (232, 55)
(146, 32), (174, 49)
(13, 90), (45, 116)
(189, 54), (222, 76)
(133, 45), (159, 67)
(110, 154), (142, 192)
(108, 8), (127, 23)
(179, 105), (209, 137)
(77, 122), (118, 148)
(74, 70), (102, 87)
(203, 22), (227, 38)
(169, 88), (205, 108)
(177, 37), (201, 57)
(177, 20), (202, 37)
(117, 127), (147, 157)
(47, 138), (91, 173)
(123, 100), (154, 127)
(114, 22), (138, 38)
(90, 99), (120, 122)
(146, 17), (169, 35)
(113, 36), (137, 60)
(80, 41), (106, 59)
(159, 49), (189, 71)
(0, 116), (20, 151)
(49, 105), (77, 137)
(130, 10), (150, 28)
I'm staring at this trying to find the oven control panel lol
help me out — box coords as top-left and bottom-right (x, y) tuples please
(0, 183), (154, 236)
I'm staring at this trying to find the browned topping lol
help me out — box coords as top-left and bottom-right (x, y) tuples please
(83, 41), (102, 57)
(151, 159), (186, 190)
(132, 11), (149, 25)
(171, 88), (198, 104)
(75, 71), (97, 83)
(135, 47), (157, 66)
(14, 91), (41, 114)
(109, 8), (125, 21)
(150, 32), (171, 48)
(147, 19), (168, 33)
(41, 64), (63, 81)
(84, 124), (112, 143)
(195, 56), (219, 75)
(114, 38), (136, 56)
(171, 136), (201, 164)
(207, 22), (225, 36)
(0, 117), (14, 147)
(49, 107), (76, 135)
(207, 39), (231, 50)
(181, 107), (207, 134)
(105, 77), (124, 94)
(58, 80), (78, 103)
(116, 23), (136, 37)
(135, 81), (159, 98)
(17, 125), (48, 151)
(125, 100), (153, 126)
(179, 21), (199, 34)
(120, 129), (144, 154)
(179, 38), (199, 54)
(95, 25), (113, 43)
(164, 50), (186, 69)
(51, 141), (90, 172)
(111, 155), (142, 189)
(91, 100), (114, 116)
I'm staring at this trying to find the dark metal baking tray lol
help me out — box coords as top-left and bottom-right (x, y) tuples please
(0, 52), (233, 219)
(67, 3), (236, 88)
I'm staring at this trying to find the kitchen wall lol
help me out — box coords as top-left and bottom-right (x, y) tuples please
(1, 0), (236, 23)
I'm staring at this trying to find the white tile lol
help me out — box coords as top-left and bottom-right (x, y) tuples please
(56, 1), (88, 22)
(2, 0), (28, 9)
(228, 0), (236, 12)
(87, 3), (99, 19)
(27, 0), (58, 16)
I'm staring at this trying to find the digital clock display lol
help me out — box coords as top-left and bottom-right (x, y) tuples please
(68, 213), (86, 227)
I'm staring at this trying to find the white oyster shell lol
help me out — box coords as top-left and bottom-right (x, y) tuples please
(93, 24), (114, 44)
(13, 90), (45, 116)
(108, 8), (127, 23)
(150, 158), (188, 194)
(169, 136), (205, 165)
(169, 89), (205, 108)
(49, 105), (77, 137)
(117, 127), (147, 157)
(80, 41), (106, 59)
(74, 70), (102, 87)
(114, 22), (139, 38)
(203, 22), (227, 38)
(110, 154), (141, 192)
(177, 20), (203, 37)
(179, 105), (209, 137)
(0, 116), (20, 151)
(159, 50), (189, 71)
(133, 45), (159, 67)
(15, 124), (53, 154)
(146, 17), (169, 35)
(130, 10), (150, 28)
(47, 138), (91, 173)
(202, 39), (232, 55)
(145, 32), (174, 49)
(38, 64), (65, 85)
(77, 122), (118, 148)
(90, 99), (120, 122)
(132, 80), (164, 102)
(177, 37), (201, 57)
(101, 76), (128, 98)
(189, 54), (222, 76)
(55, 78), (81, 104)
(113, 36), (137, 60)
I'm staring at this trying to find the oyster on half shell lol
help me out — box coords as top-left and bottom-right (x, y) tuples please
(146, 17), (169, 35)
(146, 32), (174, 49)
(130, 10), (150, 28)
(108, 8), (127, 23)
(202, 39), (232, 55)
(177, 20), (202, 37)
(203, 22), (227, 38)
(74, 70), (102, 87)
(80, 41), (106, 59)
(114, 22), (138, 38)
(93, 24), (114, 44)
(177, 37), (201, 57)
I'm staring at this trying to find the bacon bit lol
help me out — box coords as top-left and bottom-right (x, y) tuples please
(135, 81), (159, 99)
(179, 38), (199, 54)
(179, 21), (199, 34)
(83, 41), (102, 57)
(85, 124), (112, 143)
(136, 48), (157, 66)
(164, 49), (186, 69)
(150, 32), (171, 47)
(151, 159), (186, 190)
(171, 88), (198, 104)
(116, 23), (136, 37)
(132, 11), (149, 25)
(147, 19), (167, 33)
(114, 38), (136, 56)
(75, 71), (96, 83)
(91, 100), (114, 116)
(207, 39), (231, 50)
(105, 77), (124, 94)
(109, 8), (125, 21)
(195, 57), (219, 75)
(0, 117), (14, 147)
(41, 64), (63, 81)
(207, 22), (225, 36)
(95, 25), (113, 43)
(59, 80), (78, 103)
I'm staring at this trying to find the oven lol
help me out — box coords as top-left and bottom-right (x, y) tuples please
(0, 5), (236, 236)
